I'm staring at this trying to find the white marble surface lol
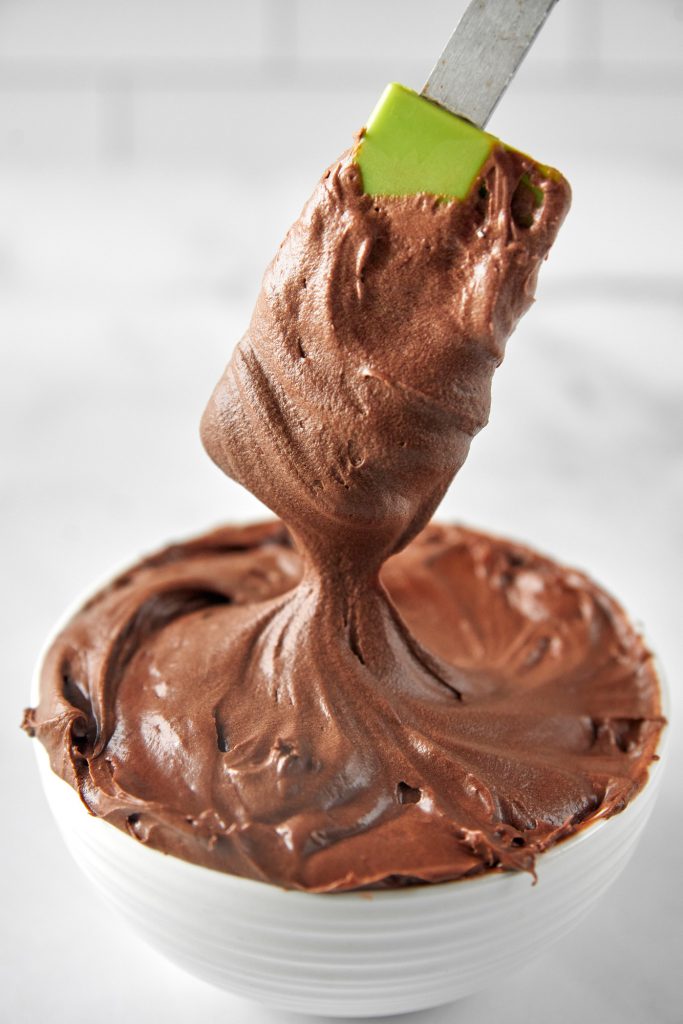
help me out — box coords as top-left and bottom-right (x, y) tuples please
(2, 138), (682, 1022)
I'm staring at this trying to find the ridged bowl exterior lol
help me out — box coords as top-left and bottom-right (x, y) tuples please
(36, 740), (665, 1018)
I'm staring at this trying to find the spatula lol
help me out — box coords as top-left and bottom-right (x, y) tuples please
(355, 0), (559, 201)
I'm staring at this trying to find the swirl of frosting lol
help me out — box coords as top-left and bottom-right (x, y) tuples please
(24, 143), (664, 891)
(25, 522), (663, 890)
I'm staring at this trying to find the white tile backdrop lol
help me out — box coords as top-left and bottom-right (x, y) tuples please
(0, 0), (682, 164)
(1, 3), (682, 1024)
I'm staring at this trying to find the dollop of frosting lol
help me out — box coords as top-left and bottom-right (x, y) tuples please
(25, 146), (664, 890)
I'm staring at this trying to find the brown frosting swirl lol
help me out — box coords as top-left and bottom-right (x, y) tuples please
(24, 145), (664, 891)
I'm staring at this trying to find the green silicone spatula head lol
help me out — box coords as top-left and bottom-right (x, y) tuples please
(355, 0), (559, 201)
(358, 83), (496, 200)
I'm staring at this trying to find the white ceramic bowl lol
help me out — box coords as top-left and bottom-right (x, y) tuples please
(32, 592), (668, 1018)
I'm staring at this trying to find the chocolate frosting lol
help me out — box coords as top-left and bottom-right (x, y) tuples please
(25, 146), (664, 891)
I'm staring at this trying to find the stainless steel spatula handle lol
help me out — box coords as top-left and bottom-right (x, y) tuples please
(422, 0), (559, 129)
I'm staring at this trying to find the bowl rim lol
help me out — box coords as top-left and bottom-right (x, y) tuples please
(30, 535), (671, 906)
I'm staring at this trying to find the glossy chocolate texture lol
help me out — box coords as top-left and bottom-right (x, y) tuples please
(25, 147), (664, 890)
